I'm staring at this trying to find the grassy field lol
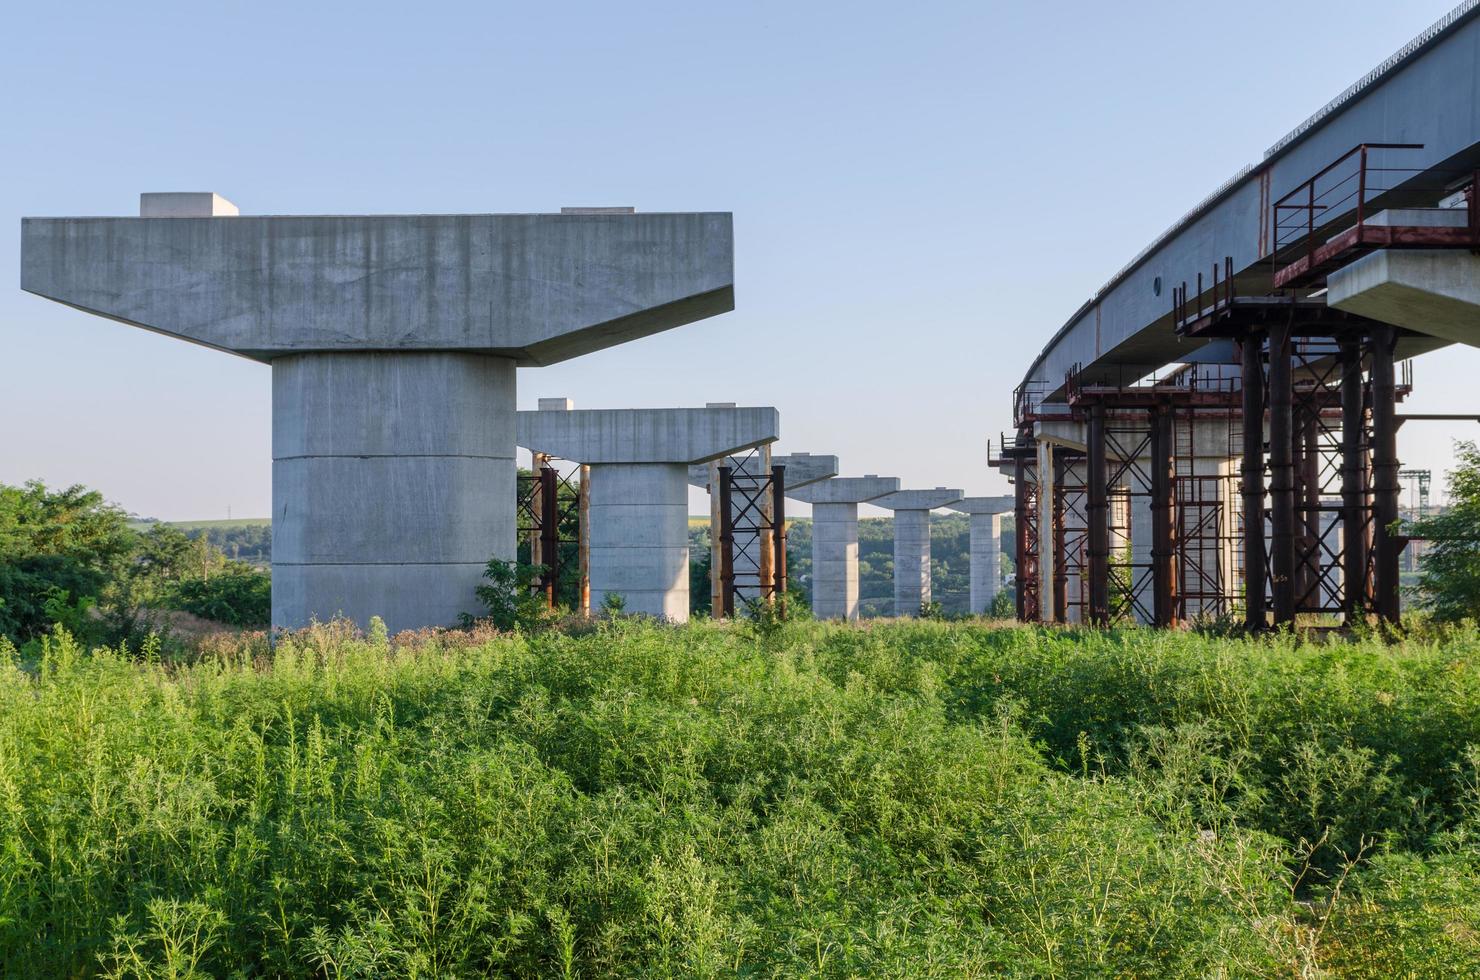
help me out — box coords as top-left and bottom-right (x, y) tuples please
(3, 619), (1479, 977)
(126, 518), (272, 532)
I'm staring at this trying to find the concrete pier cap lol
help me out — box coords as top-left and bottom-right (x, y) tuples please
(686, 451), (839, 492)
(21, 195), (736, 632)
(518, 399), (778, 622)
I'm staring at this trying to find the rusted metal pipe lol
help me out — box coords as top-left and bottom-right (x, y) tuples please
(1340, 341), (1367, 625)
(1150, 405), (1177, 627)
(1242, 334), (1268, 631)
(1087, 404), (1110, 625)
(1370, 327), (1402, 624)
(1269, 322), (1296, 627)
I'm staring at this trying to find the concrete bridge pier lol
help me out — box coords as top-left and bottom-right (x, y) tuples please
(789, 476), (899, 621)
(873, 488), (964, 617)
(519, 401), (778, 622)
(948, 496), (1014, 616)
(21, 194), (736, 631)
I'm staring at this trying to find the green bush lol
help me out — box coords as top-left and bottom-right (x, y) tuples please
(164, 564), (271, 627)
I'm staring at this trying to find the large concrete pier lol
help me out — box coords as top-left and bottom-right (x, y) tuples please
(789, 475), (899, 621)
(518, 401), (778, 621)
(21, 194), (735, 630)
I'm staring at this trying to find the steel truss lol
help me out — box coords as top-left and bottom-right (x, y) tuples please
(517, 457), (587, 612)
(713, 447), (788, 618)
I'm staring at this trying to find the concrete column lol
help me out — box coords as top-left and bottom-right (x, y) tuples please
(586, 463), (690, 620)
(873, 488), (963, 617)
(811, 502), (861, 621)
(949, 496), (1013, 616)
(271, 352), (515, 631)
(789, 475), (900, 621)
(1037, 439), (1057, 621)
(519, 402), (779, 624)
(893, 509), (932, 615)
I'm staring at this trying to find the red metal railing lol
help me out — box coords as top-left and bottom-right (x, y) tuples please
(1172, 256), (1236, 332)
(1272, 142), (1480, 288)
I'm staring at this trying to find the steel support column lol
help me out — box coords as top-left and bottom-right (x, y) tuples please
(1052, 447), (1069, 623)
(772, 464), (787, 617)
(1269, 321), (1296, 627)
(1087, 404), (1110, 625)
(1370, 326), (1402, 624)
(540, 465), (560, 606)
(1340, 341), (1367, 625)
(717, 466), (735, 618)
(1242, 334), (1268, 631)
(1150, 405), (1177, 626)
(1013, 454), (1031, 621)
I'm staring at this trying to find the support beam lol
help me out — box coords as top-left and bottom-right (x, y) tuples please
(1052, 448), (1069, 623)
(1269, 321), (1296, 627)
(1149, 406), (1177, 627)
(1014, 456), (1031, 621)
(1370, 326), (1403, 624)
(1086, 404), (1110, 625)
(772, 465), (788, 616)
(1340, 341), (1368, 625)
(1242, 334), (1268, 631)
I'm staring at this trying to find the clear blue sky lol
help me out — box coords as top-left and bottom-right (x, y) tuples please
(3, 0), (1476, 519)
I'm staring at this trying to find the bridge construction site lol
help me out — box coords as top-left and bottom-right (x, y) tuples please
(18, 4), (1480, 633)
(993, 2), (1480, 630)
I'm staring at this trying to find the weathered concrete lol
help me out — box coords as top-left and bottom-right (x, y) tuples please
(22, 210), (734, 364)
(518, 400), (777, 622)
(789, 476), (899, 621)
(949, 496), (1014, 615)
(873, 488), (964, 616)
(272, 352), (516, 630)
(1329, 211), (1480, 346)
(21, 199), (736, 631)
(687, 451), (839, 492)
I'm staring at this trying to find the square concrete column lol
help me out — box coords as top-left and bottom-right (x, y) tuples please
(520, 401), (778, 622)
(789, 476), (900, 621)
(22, 196), (736, 632)
(872, 488), (963, 617)
(949, 496), (1013, 616)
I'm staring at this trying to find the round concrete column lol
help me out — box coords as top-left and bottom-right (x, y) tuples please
(810, 502), (859, 621)
(969, 512), (1003, 615)
(587, 463), (689, 620)
(893, 509), (932, 616)
(271, 352), (516, 631)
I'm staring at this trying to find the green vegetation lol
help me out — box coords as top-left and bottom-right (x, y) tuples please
(4, 619), (1479, 977)
(0, 482), (271, 648)
(1405, 441), (1480, 623)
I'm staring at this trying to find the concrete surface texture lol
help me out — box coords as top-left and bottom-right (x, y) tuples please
(950, 496), (1013, 615)
(271, 352), (515, 631)
(788, 475), (900, 621)
(1330, 245), (1480, 347)
(519, 400), (779, 624)
(586, 463), (691, 621)
(871, 488), (962, 617)
(20, 196), (737, 632)
(686, 452), (839, 491)
(517, 402), (778, 464)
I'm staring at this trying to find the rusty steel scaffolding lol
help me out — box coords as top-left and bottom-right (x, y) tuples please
(518, 456), (589, 614)
(998, 142), (1468, 631)
(711, 447), (789, 618)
